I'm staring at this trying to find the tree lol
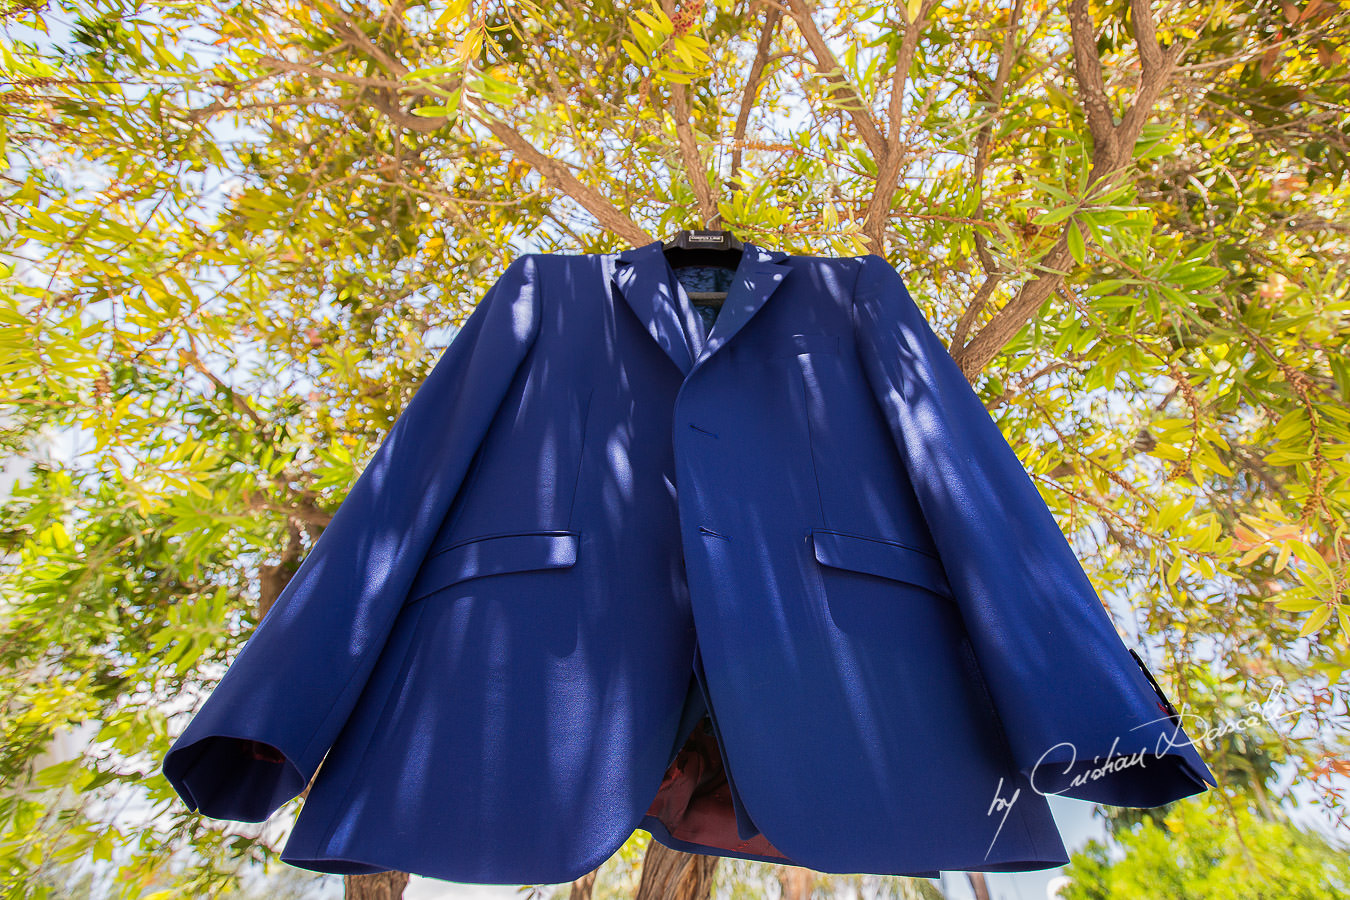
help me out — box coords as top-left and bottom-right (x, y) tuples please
(2, 0), (1348, 898)
(1059, 795), (1350, 899)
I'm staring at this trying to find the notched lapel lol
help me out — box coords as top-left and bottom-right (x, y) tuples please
(612, 240), (699, 375)
(700, 249), (789, 366)
(612, 239), (790, 377)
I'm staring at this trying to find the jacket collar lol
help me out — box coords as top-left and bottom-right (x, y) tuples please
(612, 239), (791, 377)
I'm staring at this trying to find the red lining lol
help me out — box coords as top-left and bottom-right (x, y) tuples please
(645, 716), (789, 859)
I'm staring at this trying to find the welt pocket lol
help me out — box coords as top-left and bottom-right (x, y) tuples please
(407, 530), (580, 605)
(808, 527), (953, 602)
(772, 333), (841, 358)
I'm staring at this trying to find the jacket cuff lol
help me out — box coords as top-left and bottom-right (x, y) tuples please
(1016, 720), (1217, 808)
(163, 732), (315, 823)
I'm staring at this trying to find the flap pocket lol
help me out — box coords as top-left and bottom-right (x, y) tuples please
(809, 528), (954, 601)
(773, 333), (840, 358)
(408, 530), (580, 604)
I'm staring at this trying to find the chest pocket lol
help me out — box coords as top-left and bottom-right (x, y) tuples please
(406, 530), (580, 606)
(809, 527), (953, 601)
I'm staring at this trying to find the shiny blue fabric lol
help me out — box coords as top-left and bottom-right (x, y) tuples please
(162, 242), (1214, 884)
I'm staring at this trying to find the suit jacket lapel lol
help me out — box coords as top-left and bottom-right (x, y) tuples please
(613, 239), (790, 377)
(613, 240), (700, 374)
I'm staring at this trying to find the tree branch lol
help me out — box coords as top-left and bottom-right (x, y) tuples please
(950, 272), (1003, 353)
(728, 3), (784, 196)
(254, 54), (652, 245)
(670, 84), (718, 225)
(660, 0), (718, 226)
(959, 0), (1024, 318)
(953, 0), (1183, 378)
(179, 347), (272, 439)
(861, 0), (938, 252)
(473, 113), (653, 245)
(781, 0), (887, 159)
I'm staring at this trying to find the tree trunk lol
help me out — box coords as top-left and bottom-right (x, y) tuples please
(635, 841), (719, 900)
(345, 871), (410, 900)
(569, 868), (598, 900)
(776, 865), (816, 900)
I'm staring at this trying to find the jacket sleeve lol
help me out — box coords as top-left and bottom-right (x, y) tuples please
(851, 253), (1216, 808)
(162, 254), (543, 822)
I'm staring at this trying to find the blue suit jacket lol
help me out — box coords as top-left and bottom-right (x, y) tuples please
(162, 240), (1215, 884)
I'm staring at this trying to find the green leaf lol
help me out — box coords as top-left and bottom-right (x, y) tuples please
(1272, 594), (1324, 612)
(1032, 205), (1076, 226)
(1288, 539), (1334, 583)
(404, 63), (462, 81)
(634, 8), (667, 35)
(621, 39), (647, 65)
(1066, 219), (1086, 265)
(1298, 604), (1332, 636)
(33, 758), (83, 790)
